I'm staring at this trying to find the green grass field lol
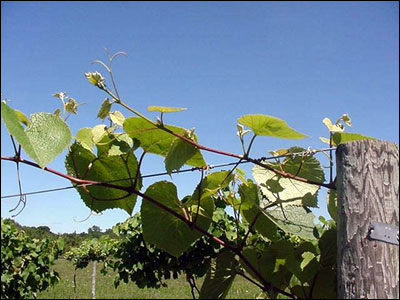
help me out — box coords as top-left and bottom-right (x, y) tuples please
(37, 259), (262, 299)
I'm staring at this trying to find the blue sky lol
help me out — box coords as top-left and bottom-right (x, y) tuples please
(1, 1), (398, 233)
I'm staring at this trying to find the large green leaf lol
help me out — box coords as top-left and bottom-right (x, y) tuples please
(199, 251), (237, 299)
(1, 102), (72, 168)
(253, 147), (324, 208)
(332, 132), (375, 146)
(123, 117), (206, 168)
(141, 181), (213, 257)
(318, 228), (337, 268)
(237, 114), (307, 139)
(165, 138), (199, 174)
(65, 142), (141, 215)
(239, 181), (278, 240)
(265, 205), (316, 240)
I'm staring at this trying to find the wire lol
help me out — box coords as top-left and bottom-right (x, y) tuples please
(1, 147), (336, 200)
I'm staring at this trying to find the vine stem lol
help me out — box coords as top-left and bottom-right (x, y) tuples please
(1, 154), (297, 299)
(104, 89), (334, 190)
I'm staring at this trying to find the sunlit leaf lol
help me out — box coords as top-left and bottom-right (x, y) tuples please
(76, 127), (95, 153)
(1, 102), (72, 168)
(65, 98), (78, 114)
(13, 109), (29, 126)
(109, 111), (125, 126)
(238, 114), (307, 139)
(147, 106), (187, 113)
(332, 132), (375, 146)
(123, 117), (206, 167)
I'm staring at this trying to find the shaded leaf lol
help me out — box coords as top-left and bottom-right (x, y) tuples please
(265, 205), (316, 240)
(65, 142), (141, 214)
(141, 181), (213, 257)
(199, 251), (236, 299)
(165, 138), (199, 174)
(97, 98), (112, 120)
(253, 147), (324, 208)
(327, 189), (337, 222)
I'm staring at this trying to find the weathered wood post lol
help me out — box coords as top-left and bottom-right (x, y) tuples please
(92, 261), (96, 299)
(336, 139), (399, 299)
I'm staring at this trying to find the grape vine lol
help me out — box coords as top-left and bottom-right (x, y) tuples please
(1, 51), (376, 299)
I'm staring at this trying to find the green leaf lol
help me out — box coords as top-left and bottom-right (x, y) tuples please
(253, 147), (324, 208)
(65, 98), (78, 114)
(319, 137), (331, 145)
(76, 127), (95, 153)
(92, 125), (108, 144)
(65, 142), (141, 214)
(311, 266), (337, 299)
(238, 114), (307, 139)
(141, 181), (213, 257)
(240, 247), (276, 285)
(1, 102), (72, 168)
(97, 98), (112, 120)
(199, 251), (236, 299)
(165, 138), (199, 174)
(147, 106), (187, 113)
(327, 190), (337, 222)
(265, 205), (316, 240)
(332, 132), (375, 146)
(14, 109), (29, 126)
(109, 111), (125, 126)
(123, 117), (205, 167)
(241, 204), (279, 240)
(322, 117), (344, 132)
(318, 228), (337, 268)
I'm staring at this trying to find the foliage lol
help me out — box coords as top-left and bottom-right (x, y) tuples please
(109, 212), (219, 289)
(1, 218), (64, 299)
(1, 52), (377, 299)
(64, 238), (116, 271)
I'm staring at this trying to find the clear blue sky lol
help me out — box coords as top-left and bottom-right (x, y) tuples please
(1, 1), (398, 233)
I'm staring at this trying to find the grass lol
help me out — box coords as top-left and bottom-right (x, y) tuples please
(37, 259), (263, 299)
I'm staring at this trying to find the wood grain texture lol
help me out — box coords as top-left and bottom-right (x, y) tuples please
(336, 140), (399, 299)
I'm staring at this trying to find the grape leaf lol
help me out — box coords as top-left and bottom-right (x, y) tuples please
(76, 127), (95, 153)
(141, 181), (213, 257)
(165, 138), (199, 174)
(332, 132), (375, 146)
(199, 251), (237, 299)
(65, 142), (141, 215)
(123, 117), (205, 167)
(327, 189), (337, 222)
(253, 147), (324, 208)
(147, 106), (187, 113)
(1, 102), (72, 168)
(238, 114), (307, 139)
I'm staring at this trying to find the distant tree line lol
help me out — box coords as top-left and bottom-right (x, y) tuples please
(2, 219), (117, 253)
